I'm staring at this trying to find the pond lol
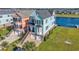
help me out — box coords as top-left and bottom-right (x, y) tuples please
(56, 17), (79, 28)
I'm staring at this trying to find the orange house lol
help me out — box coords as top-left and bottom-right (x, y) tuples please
(13, 9), (33, 34)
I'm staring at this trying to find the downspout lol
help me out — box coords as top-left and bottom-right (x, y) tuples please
(34, 16), (37, 40)
(53, 10), (57, 26)
(42, 19), (44, 40)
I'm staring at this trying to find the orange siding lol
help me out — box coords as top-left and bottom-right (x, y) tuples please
(14, 12), (30, 32)
(22, 17), (29, 29)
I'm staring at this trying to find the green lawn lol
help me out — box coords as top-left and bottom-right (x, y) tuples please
(0, 28), (9, 36)
(37, 27), (79, 51)
(56, 14), (79, 18)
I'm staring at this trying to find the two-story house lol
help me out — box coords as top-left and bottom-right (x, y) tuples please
(29, 9), (56, 40)
(13, 9), (33, 35)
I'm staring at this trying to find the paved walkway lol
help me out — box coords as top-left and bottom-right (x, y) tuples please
(27, 34), (42, 47)
(17, 32), (42, 47)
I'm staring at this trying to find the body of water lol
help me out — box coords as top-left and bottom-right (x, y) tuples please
(56, 17), (79, 28)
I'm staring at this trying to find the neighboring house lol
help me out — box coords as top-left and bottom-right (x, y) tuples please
(13, 9), (33, 35)
(29, 9), (56, 40)
(0, 9), (14, 28)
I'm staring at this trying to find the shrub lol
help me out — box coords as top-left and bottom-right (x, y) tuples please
(23, 42), (36, 51)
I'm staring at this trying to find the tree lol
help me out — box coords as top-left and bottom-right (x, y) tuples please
(23, 42), (36, 51)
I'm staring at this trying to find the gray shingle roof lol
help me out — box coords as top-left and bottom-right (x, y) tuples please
(36, 9), (51, 19)
(0, 8), (15, 15)
(15, 9), (34, 17)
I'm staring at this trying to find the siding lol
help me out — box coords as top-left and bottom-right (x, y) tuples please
(43, 16), (55, 35)
(30, 11), (55, 36)
(30, 11), (43, 34)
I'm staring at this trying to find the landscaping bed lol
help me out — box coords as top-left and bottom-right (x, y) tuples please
(2, 39), (21, 51)
(2, 33), (28, 51)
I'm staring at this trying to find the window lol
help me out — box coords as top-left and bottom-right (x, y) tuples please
(37, 20), (40, 24)
(32, 27), (35, 32)
(46, 26), (49, 30)
(8, 15), (10, 17)
(6, 19), (9, 22)
(11, 22), (13, 24)
(45, 19), (48, 23)
(0, 16), (2, 18)
(30, 16), (35, 23)
(11, 19), (13, 21)
(19, 25), (22, 29)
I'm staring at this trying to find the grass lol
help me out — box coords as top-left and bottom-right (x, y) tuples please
(0, 27), (9, 36)
(56, 14), (79, 18)
(37, 26), (79, 51)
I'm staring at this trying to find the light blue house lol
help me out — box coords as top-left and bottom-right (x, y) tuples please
(29, 9), (55, 40)
(0, 9), (14, 27)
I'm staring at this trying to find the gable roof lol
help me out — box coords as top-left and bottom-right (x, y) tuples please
(15, 9), (34, 18)
(36, 9), (51, 19)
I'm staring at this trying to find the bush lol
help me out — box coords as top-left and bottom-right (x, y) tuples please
(23, 42), (36, 51)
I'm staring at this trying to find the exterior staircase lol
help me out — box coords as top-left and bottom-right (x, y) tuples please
(17, 31), (30, 47)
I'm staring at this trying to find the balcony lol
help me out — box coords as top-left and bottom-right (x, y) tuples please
(28, 19), (35, 25)
(29, 16), (43, 26)
(17, 17), (22, 21)
(13, 17), (22, 22)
